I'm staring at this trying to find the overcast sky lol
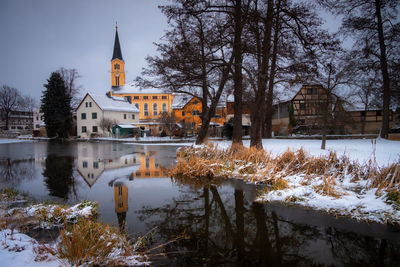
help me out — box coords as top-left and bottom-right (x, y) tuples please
(0, 0), (169, 104)
(0, 0), (340, 106)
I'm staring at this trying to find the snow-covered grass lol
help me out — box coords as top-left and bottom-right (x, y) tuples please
(174, 140), (400, 224)
(0, 190), (149, 266)
(209, 138), (400, 167)
(0, 229), (61, 267)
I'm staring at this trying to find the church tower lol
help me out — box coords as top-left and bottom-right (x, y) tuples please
(111, 24), (125, 88)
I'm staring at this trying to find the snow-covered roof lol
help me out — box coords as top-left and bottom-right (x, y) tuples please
(112, 82), (167, 94)
(172, 94), (192, 109)
(273, 84), (302, 104)
(116, 124), (139, 129)
(84, 93), (139, 113)
(172, 93), (227, 110)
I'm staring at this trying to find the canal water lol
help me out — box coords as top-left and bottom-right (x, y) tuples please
(0, 141), (399, 266)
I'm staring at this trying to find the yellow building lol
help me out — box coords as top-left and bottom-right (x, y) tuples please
(107, 26), (227, 136)
(172, 95), (226, 133)
(108, 26), (174, 121)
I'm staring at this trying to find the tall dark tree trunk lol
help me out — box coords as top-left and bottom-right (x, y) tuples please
(375, 0), (391, 139)
(196, 57), (232, 144)
(232, 0), (244, 145)
(250, 0), (274, 149)
(264, 0), (281, 138)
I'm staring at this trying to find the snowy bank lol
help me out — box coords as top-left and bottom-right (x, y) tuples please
(174, 143), (400, 225)
(209, 138), (400, 167)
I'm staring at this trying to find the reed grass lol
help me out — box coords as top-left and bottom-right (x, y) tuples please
(56, 219), (143, 266)
(173, 145), (400, 196)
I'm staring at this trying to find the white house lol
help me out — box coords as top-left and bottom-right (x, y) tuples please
(76, 93), (139, 138)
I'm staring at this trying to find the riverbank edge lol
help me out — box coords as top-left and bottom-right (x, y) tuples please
(0, 189), (150, 266)
(172, 144), (400, 226)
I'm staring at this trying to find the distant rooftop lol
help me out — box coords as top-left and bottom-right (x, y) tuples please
(83, 93), (139, 113)
(112, 82), (167, 95)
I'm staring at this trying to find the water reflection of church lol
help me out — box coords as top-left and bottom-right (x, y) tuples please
(114, 182), (128, 231)
(133, 151), (169, 178)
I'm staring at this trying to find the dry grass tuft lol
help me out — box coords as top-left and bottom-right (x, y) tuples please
(56, 219), (140, 266)
(371, 164), (400, 192)
(268, 178), (289, 191)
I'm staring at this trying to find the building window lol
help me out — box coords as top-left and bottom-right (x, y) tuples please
(162, 96), (167, 100)
(361, 111), (366, 117)
(85, 102), (88, 107)
(89, 102), (92, 107)
(191, 122), (196, 129)
(35, 124), (39, 129)
(132, 114), (135, 119)
(134, 96), (139, 100)
(36, 116), (39, 120)
(162, 103), (167, 112)
(192, 110), (200, 115)
(376, 111), (382, 116)
(92, 126), (98, 132)
(114, 63), (120, 70)
(93, 162), (99, 169)
(115, 76), (120, 86)
(92, 112), (97, 119)
(145, 157), (150, 169)
(152, 96), (158, 99)
(81, 113), (86, 119)
(193, 100), (198, 105)
(307, 88), (317, 95)
(124, 114), (126, 119)
(182, 111), (185, 116)
(299, 103), (305, 110)
(143, 96), (148, 99)
(144, 103), (148, 116)
(82, 126), (87, 133)
(153, 103), (158, 116)
(83, 161), (88, 168)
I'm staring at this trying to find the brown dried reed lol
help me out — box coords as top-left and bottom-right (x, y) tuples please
(173, 144), (400, 194)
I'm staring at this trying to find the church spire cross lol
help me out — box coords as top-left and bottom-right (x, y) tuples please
(112, 23), (123, 61)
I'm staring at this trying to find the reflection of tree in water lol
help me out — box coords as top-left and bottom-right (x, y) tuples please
(0, 158), (36, 186)
(136, 185), (321, 265)
(136, 184), (400, 266)
(326, 227), (400, 266)
(43, 155), (75, 200)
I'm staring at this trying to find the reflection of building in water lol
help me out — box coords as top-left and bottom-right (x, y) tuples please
(114, 182), (128, 232)
(77, 143), (139, 187)
(133, 152), (169, 178)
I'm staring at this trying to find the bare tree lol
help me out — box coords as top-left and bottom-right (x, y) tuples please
(137, 1), (233, 145)
(99, 118), (117, 136)
(319, 0), (399, 138)
(0, 85), (21, 130)
(57, 67), (83, 109)
(312, 52), (357, 149)
(158, 111), (177, 137)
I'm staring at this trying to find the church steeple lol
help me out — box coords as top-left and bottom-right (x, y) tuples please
(112, 24), (123, 61)
(111, 23), (125, 88)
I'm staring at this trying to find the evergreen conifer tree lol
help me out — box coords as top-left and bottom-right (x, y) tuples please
(41, 72), (72, 138)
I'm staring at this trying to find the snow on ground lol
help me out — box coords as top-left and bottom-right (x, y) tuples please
(0, 229), (61, 267)
(184, 138), (400, 224)
(0, 138), (34, 144)
(210, 138), (400, 167)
